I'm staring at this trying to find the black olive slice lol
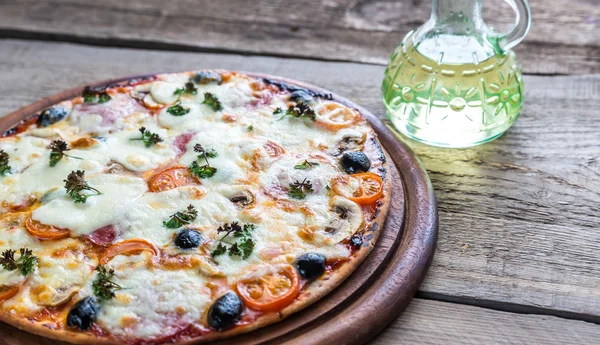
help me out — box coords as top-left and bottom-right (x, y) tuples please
(340, 151), (371, 174)
(191, 71), (222, 85)
(207, 292), (244, 331)
(174, 228), (203, 250)
(66, 297), (99, 330)
(295, 253), (326, 280)
(37, 106), (69, 127)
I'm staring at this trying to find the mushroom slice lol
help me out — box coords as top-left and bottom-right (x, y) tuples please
(314, 196), (364, 245)
(31, 245), (96, 307)
(131, 83), (163, 109)
(130, 82), (152, 100)
(198, 256), (224, 277)
(35, 284), (81, 307)
(333, 129), (366, 155)
(142, 94), (162, 109)
(219, 185), (255, 207)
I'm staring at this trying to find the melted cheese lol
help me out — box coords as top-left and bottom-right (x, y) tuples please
(0, 71), (382, 340)
(82, 264), (210, 340)
(105, 125), (176, 172)
(0, 141), (110, 209)
(119, 187), (238, 247)
(32, 174), (147, 236)
(0, 136), (48, 173)
(178, 123), (264, 188)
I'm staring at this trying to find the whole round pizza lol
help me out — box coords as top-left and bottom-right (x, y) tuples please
(0, 71), (391, 344)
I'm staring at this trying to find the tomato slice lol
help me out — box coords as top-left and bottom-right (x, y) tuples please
(315, 102), (359, 131)
(25, 216), (71, 240)
(148, 166), (198, 192)
(100, 239), (159, 265)
(236, 265), (300, 312)
(0, 285), (20, 302)
(332, 172), (383, 205)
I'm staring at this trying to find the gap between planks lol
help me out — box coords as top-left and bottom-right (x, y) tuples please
(0, 30), (579, 77)
(416, 292), (600, 326)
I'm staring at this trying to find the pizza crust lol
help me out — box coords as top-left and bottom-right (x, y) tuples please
(0, 72), (393, 345)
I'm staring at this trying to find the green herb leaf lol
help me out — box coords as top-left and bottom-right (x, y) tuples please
(273, 108), (283, 115)
(247, 125), (253, 132)
(64, 170), (101, 203)
(211, 222), (256, 259)
(163, 204), (198, 229)
(237, 238), (255, 259)
(188, 144), (218, 179)
(233, 223), (255, 238)
(48, 140), (82, 167)
(167, 102), (191, 116)
(228, 242), (241, 257)
(92, 265), (122, 303)
(184, 82), (198, 95)
(82, 86), (112, 104)
(202, 92), (223, 111)
(211, 243), (227, 257)
(194, 144), (217, 158)
(189, 161), (217, 179)
(97, 93), (112, 103)
(0, 149), (11, 176)
(289, 178), (314, 199)
(130, 127), (163, 148)
(0, 248), (38, 276)
(173, 82), (198, 96)
(277, 103), (316, 122)
(294, 160), (319, 170)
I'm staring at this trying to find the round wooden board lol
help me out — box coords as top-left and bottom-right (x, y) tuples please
(0, 73), (438, 345)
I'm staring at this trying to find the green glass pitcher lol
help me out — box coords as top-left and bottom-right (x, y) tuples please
(382, 0), (531, 148)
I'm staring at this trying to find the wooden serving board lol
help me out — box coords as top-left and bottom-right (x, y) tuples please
(0, 73), (438, 345)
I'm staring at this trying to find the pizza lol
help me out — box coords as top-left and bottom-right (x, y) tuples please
(0, 71), (390, 344)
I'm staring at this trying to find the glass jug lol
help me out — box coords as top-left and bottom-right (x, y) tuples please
(382, 0), (531, 147)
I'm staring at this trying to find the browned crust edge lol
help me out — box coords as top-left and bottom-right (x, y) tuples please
(0, 71), (394, 345)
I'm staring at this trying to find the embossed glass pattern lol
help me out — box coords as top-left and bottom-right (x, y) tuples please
(382, 0), (531, 147)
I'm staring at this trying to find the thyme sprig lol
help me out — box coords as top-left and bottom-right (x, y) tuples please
(163, 204), (198, 229)
(167, 101), (191, 116)
(173, 82), (198, 96)
(92, 265), (122, 303)
(289, 178), (314, 199)
(188, 144), (217, 179)
(275, 103), (316, 121)
(130, 127), (163, 148)
(0, 248), (37, 276)
(211, 222), (255, 259)
(48, 140), (82, 167)
(64, 170), (102, 203)
(0, 149), (11, 176)
(294, 160), (319, 170)
(82, 86), (111, 104)
(202, 92), (223, 111)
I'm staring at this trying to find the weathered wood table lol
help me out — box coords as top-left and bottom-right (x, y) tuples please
(0, 0), (599, 344)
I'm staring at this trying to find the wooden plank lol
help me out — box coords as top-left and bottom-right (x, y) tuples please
(0, 40), (599, 319)
(2, 298), (598, 345)
(372, 299), (600, 345)
(0, 0), (598, 75)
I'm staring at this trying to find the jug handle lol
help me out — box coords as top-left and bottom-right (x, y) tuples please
(497, 0), (532, 51)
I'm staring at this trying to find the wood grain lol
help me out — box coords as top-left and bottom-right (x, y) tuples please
(0, 0), (598, 75)
(372, 299), (600, 345)
(0, 39), (598, 321)
(0, 72), (438, 345)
